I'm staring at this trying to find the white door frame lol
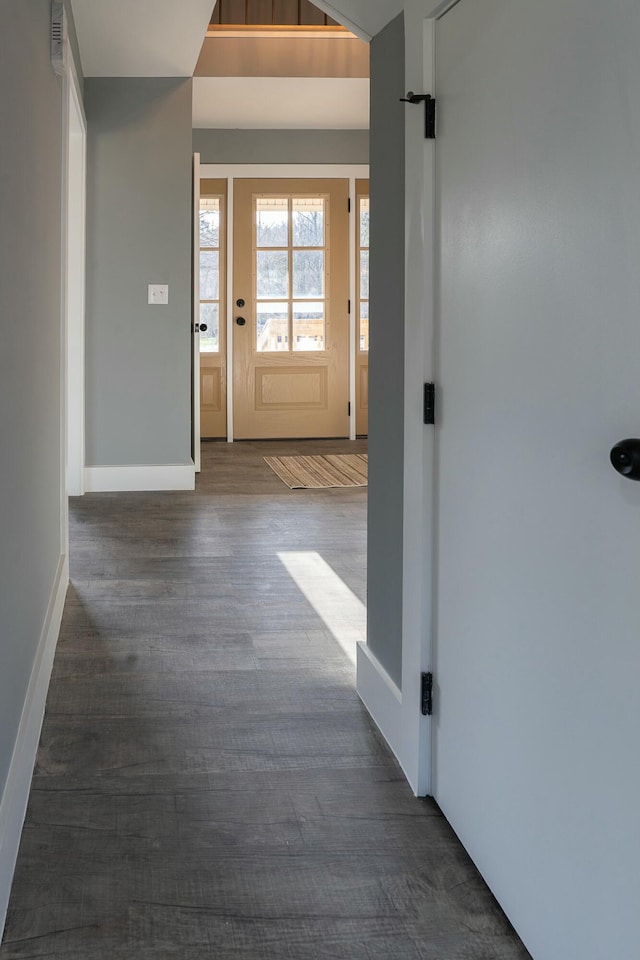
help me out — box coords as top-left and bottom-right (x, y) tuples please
(397, 4), (437, 798)
(199, 163), (369, 443)
(63, 43), (87, 518)
(355, 4), (438, 798)
(398, 0), (462, 797)
(192, 153), (202, 472)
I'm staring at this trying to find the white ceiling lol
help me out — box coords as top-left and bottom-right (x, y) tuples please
(193, 77), (369, 129)
(310, 0), (404, 40)
(70, 0), (215, 77)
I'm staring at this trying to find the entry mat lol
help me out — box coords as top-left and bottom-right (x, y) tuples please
(264, 453), (368, 489)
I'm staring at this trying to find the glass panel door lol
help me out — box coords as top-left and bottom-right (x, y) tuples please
(233, 178), (349, 440)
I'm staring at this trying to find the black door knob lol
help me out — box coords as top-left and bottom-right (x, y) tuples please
(610, 439), (640, 480)
(236, 316), (247, 326)
(199, 323), (208, 332)
(236, 298), (246, 308)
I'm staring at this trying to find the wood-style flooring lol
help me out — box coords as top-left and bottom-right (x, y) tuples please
(1, 440), (530, 960)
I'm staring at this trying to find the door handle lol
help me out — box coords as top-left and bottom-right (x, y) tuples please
(236, 316), (247, 327)
(610, 439), (640, 480)
(194, 323), (207, 332)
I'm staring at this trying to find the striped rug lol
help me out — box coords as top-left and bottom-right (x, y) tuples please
(264, 453), (368, 489)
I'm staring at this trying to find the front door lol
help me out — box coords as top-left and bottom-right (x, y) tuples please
(434, 1), (640, 957)
(232, 179), (349, 439)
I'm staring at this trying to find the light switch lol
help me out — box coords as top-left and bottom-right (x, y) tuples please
(148, 284), (169, 305)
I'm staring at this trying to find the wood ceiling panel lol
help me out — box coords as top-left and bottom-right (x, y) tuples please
(247, 0), (273, 22)
(300, 0), (325, 25)
(211, 0), (337, 26)
(272, 0), (298, 22)
(219, 0), (246, 23)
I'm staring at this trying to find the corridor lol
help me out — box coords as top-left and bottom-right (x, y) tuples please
(1, 441), (529, 959)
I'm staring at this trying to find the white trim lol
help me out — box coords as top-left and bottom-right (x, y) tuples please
(354, 4), (435, 799)
(348, 177), (357, 440)
(397, 10), (436, 797)
(63, 37), (87, 501)
(66, 58), (87, 496)
(356, 642), (404, 763)
(426, 0), (463, 18)
(226, 176), (235, 442)
(0, 554), (68, 938)
(200, 164), (369, 180)
(201, 164), (369, 444)
(206, 29), (360, 40)
(193, 153), (202, 471)
(84, 465), (196, 493)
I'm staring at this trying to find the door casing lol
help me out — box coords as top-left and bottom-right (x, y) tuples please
(200, 164), (369, 442)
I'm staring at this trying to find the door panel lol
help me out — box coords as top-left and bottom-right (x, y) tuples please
(435, 2), (640, 958)
(233, 179), (349, 439)
(199, 179), (227, 439)
(355, 179), (369, 435)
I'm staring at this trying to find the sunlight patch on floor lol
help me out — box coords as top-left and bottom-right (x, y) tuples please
(277, 551), (366, 665)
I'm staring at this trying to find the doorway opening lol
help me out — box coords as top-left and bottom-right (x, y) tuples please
(194, 165), (369, 446)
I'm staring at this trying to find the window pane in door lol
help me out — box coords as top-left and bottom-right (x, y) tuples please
(257, 250), (289, 298)
(293, 250), (324, 298)
(200, 251), (219, 300)
(293, 302), (325, 351)
(256, 198), (289, 246)
(200, 303), (219, 353)
(257, 302), (289, 351)
(292, 198), (325, 247)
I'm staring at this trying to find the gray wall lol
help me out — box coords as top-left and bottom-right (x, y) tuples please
(366, 13), (405, 688)
(0, 0), (66, 807)
(193, 128), (369, 165)
(85, 79), (193, 467)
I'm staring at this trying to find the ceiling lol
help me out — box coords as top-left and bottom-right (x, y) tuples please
(193, 76), (369, 128)
(70, 0), (403, 77)
(69, 0), (215, 77)
(309, 0), (404, 40)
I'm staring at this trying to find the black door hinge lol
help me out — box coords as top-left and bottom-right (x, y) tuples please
(348, 402), (352, 416)
(348, 198), (352, 213)
(400, 92), (436, 139)
(425, 96), (436, 140)
(421, 672), (433, 717)
(348, 299), (351, 314)
(424, 383), (436, 425)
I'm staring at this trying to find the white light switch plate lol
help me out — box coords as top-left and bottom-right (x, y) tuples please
(148, 284), (169, 305)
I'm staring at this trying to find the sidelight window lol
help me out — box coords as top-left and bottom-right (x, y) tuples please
(358, 196), (370, 352)
(199, 196), (223, 353)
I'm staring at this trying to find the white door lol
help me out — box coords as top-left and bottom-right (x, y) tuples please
(434, 2), (640, 958)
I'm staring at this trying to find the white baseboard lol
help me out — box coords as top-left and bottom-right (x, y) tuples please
(84, 464), (196, 493)
(0, 554), (68, 938)
(356, 641), (404, 767)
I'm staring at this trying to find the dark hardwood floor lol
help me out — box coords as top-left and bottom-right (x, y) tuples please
(1, 440), (530, 959)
